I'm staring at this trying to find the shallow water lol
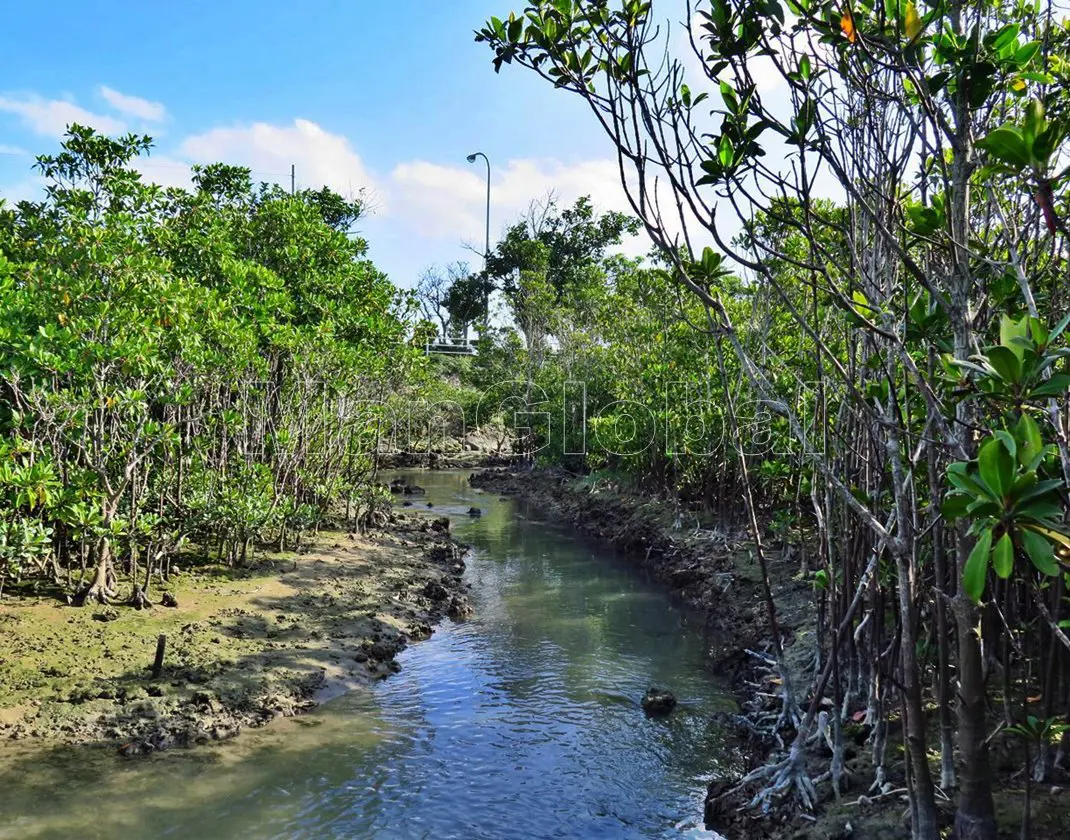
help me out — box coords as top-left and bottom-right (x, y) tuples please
(0, 470), (740, 839)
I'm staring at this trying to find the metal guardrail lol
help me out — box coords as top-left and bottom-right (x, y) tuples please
(425, 337), (478, 356)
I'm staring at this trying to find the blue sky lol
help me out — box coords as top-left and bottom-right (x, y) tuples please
(0, 0), (639, 287)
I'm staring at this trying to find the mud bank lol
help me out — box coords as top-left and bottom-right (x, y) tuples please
(378, 450), (516, 470)
(0, 512), (469, 757)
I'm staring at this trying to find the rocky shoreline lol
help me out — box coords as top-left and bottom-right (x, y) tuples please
(0, 512), (470, 758)
(378, 451), (517, 471)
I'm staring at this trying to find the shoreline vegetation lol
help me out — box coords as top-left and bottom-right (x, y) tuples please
(0, 509), (469, 756)
(6, 0), (1070, 829)
(473, 466), (1070, 840)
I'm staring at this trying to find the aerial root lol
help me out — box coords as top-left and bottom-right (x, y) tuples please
(743, 749), (818, 812)
(75, 579), (115, 606)
(126, 586), (153, 609)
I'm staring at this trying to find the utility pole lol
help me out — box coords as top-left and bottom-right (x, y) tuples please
(290, 164), (295, 196)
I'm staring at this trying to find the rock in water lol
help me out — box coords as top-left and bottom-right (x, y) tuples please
(641, 687), (677, 716)
(467, 507), (482, 517)
(447, 595), (473, 620)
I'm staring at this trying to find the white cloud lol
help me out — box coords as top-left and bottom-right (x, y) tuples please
(389, 156), (632, 246)
(179, 118), (378, 202)
(133, 154), (194, 190)
(0, 94), (126, 137)
(171, 117), (642, 260)
(100, 86), (167, 122)
(171, 119), (634, 249)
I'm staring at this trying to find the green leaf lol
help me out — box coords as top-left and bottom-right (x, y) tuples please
(977, 126), (1032, 169)
(947, 461), (994, 498)
(1049, 313), (1070, 343)
(986, 346), (1023, 382)
(1028, 317), (1049, 346)
(993, 532), (1014, 578)
(1030, 374), (1070, 398)
(1016, 413), (1043, 466)
(1000, 314), (1031, 359)
(718, 134), (735, 168)
(940, 493), (972, 520)
(978, 436), (1014, 499)
(1023, 523), (1070, 551)
(1015, 41), (1041, 65)
(1020, 527), (1060, 576)
(1015, 500), (1065, 522)
(719, 80), (739, 114)
(906, 204), (943, 236)
(995, 430), (1018, 462)
(1023, 99), (1046, 145)
(967, 499), (1003, 517)
(991, 23), (1020, 52)
(1014, 478), (1064, 506)
(964, 527), (993, 603)
(851, 289), (876, 317)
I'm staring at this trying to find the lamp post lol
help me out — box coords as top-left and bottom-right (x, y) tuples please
(466, 151), (491, 330)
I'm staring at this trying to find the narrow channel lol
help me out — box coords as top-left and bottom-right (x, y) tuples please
(0, 470), (741, 839)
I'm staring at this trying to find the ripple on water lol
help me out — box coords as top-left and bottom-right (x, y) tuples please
(0, 471), (738, 840)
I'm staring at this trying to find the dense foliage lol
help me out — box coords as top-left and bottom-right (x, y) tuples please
(0, 127), (419, 605)
(468, 1), (1070, 838)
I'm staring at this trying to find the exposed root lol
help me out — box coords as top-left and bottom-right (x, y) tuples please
(869, 763), (888, 794)
(775, 674), (802, 732)
(75, 580), (115, 606)
(745, 648), (802, 735)
(744, 744), (818, 812)
(126, 586), (153, 610)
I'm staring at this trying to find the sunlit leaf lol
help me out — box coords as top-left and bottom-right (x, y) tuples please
(977, 126), (1032, 169)
(905, 2), (923, 42)
(992, 532), (1014, 579)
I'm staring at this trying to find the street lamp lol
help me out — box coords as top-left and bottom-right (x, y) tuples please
(466, 151), (491, 330)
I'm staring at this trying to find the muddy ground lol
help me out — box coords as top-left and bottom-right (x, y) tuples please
(470, 467), (1070, 840)
(0, 512), (469, 757)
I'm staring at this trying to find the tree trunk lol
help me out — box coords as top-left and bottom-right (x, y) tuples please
(953, 566), (998, 840)
(77, 537), (115, 605)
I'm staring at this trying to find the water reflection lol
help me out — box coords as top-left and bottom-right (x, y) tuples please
(0, 470), (739, 839)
